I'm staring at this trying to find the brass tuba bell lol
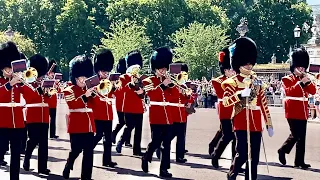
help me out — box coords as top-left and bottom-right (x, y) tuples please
(23, 67), (38, 83)
(97, 79), (113, 96)
(126, 65), (141, 78)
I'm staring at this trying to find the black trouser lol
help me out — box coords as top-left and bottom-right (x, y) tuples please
(171, 122), (186, 159)
(279, 119), (307, 165)
(49, 108), (57, 138)
(21, 121), (27, 153)
(112, 111), (131, 144)
(66, 133), (94, 179)
(212, 119), (236, 159)
(25, 123), (49, 171)
(119, 113), (143, 154)
(0, 128), (23, 180)
(144, 124), (172, 170)
(228, 131), (261, 180)
(209, 125), (223, 155)
(93, 120), (113, 164)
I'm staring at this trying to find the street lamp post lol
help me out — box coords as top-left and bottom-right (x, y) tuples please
(293, 25), (301, 48)
(236, 17), (249, 37)
(4, 25), (15, 41)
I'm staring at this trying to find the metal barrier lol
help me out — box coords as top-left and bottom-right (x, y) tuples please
(266, 94), (283, 107)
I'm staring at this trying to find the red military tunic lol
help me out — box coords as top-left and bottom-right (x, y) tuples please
(0, 78), (25, 128)
(114, 87), (124, 112)
(92, 90), (114, 121)
(143, 76), (179, 124)
(23, 82), (50, 124)
(64, 85), (96, 134)
(212, 75), (234, 120)
(120, 74), (144, 114)
(282, 74), (316, 120)
(222, 74), (272, 132)
(47, 81), (59, 109)
(168, 86), (187, 123)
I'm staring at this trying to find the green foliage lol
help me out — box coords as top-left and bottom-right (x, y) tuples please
(97, 19), (152, 71)
(0, 32), (37, 58)
(171, 22), (229, 79)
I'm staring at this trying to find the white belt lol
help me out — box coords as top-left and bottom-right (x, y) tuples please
(218, 99), (223, 102)
(245, 106), (261, 110)
(0, 103), (22, 107)
(149, 101), (185, 107)
(69, 108), (93, 113)
(25, 103), (48, 107)
(99, 98), (115, 104)
(285, 96), (308, 102)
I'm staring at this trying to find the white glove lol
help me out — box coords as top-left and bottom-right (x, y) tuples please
(267, 127), (274, 137)
(241, 88), (251, 97)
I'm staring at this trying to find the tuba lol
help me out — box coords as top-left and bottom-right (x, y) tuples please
(14, 67), (38, 91)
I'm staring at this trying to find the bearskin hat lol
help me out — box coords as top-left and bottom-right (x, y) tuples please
(69, 55), (94, 85)
(20, 52), (27, 60)
(0, 41), (21, 70)
(229, 37), (257, 73)
(218, 47), (232, 74)
(94, 49), (114, 73)
(174, 61), (188, 72)
(116, 58), (127, 74)
(29, 54), (49, 77)
(126, 50), (143, 68)
(48, 60), (58, 73)
(151, 47), (173, 71)
(290, 48), (309, 73)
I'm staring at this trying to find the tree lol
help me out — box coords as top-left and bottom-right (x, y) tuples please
(55, 0), (101, 61)
(171, 22), (229, 79)
(0, 31), (37, 58)
(97, 19), (152, 71)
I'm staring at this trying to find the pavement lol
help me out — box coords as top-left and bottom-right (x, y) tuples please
(1, 101), (320, 180)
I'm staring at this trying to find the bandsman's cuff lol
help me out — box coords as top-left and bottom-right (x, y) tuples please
(37, 87), (44, 95)
(81, 94), (88, 103)
(5, 82), (12, 91)
(160, 84), (168, 91)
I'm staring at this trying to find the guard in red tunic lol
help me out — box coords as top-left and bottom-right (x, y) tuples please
(22, 54), (51, 175)
(62, 55), (96, 180)
(222, 37), (273, 180)
(278, 48), (316, 169)
(141, 47), (179, 178)
(112, 58), (131, 146)
(92, 49), (117, 167)
(0, 42), (27, 180)
(47, 60), (59, 139)
(210, 47), (236, 168)
(19, 52), (28, 155)
(116, 50), (145, 156)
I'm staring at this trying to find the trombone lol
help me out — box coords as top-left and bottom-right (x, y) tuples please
(164, 71), (193, 96)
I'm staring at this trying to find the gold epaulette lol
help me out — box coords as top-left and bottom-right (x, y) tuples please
(62, 85), (74, 93)
(63, 86), (75, 101)
(221, 77), (237, 90)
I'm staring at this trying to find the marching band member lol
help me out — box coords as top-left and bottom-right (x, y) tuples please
(23, 54), (51, 175)
(221, 37), (273, 180)
(278, 48), (316, 169)
(92, 49), (117, 167)
(62, 55), (96, 180)
(47, 60), (59, 139)
(210, 47), (236, 168)
(19, 52), (28, 155)
(116, 50), (144, 156)
(112, 58), (132, 146)
(0, 42), (25, 180)
(141, 47), (178, 178)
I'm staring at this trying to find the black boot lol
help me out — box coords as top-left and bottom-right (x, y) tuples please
(23, 157), (30, 171)
(103, 161), (117, 168)
(0, 160), (7, 166)
(141, 157), (148, 173)
(227, 173), (236, 180)
(176, 158), (187, 163)
(278, 149), (286, 165)
(159, 169), (172, 178)
(116, 141), (122, 153)
(294, 163), (311, 169)
(125, 143), (133, 147)
(211, 157), (219, 168)
(63, 163), (71, 179)
(38, 169), (51, 175)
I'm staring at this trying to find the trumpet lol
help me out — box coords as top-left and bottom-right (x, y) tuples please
(14, 67), (38, 91)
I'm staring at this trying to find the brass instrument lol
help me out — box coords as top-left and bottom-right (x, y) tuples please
(96, 79), (113, 96)
(47, 88), (58, 96)
(14, 67), (38, 91)
(164, 71), (192, 96)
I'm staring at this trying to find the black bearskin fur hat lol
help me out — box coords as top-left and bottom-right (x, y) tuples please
(0, 41), (21, 70)
(174, 61), (188, 72)
(290, 48), (309, 73)
(94, 49), (114, 73)
(126, 50), (143, 68)
(69, 55), (94, 85)
(151, 47), (173, 71)
(48, 60), (57, 73)
(116, 58), (127, 75)
(218, 47), (232, 74)
(29, 54), (49, 77)
(229, 37), (257, 73)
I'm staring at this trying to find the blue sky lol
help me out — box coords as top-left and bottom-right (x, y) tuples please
(307, 0), (318, 5)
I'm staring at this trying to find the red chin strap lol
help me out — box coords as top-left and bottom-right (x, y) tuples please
(219, 52), (225, 63)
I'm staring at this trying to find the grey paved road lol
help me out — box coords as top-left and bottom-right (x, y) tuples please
(1, 102), (320, 180)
